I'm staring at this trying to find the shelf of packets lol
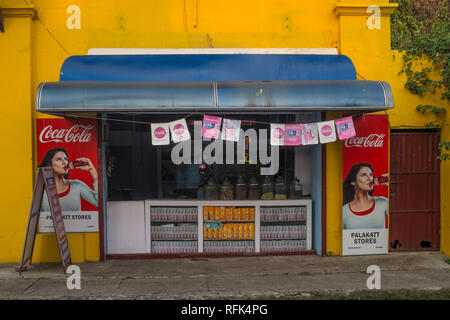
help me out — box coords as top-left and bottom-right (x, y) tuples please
(203, 206), (255, 221)
(204, 241), (254, 253)
(261, 240), (307, 252)
(260, 206), (306, 222)
(260, 225), (306, 240)
(203, 222), (255, 240)
(151, 225), (198, 241)
(150, 207), (197, 222)
(151, 241), (198, 254)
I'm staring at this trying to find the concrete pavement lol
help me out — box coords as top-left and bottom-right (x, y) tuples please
(0, 251), (449, 299)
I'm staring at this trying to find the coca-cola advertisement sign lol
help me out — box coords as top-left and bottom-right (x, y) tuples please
(344, 134), (385, 148)
(36, 118), (99, 233)
(342, 114), (389, 256)
(39, 124), (94, 144)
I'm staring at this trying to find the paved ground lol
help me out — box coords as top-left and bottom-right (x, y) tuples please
(0, 251), (449, 300)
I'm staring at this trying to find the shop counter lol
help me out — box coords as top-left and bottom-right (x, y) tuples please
(107, 200), (312, 255)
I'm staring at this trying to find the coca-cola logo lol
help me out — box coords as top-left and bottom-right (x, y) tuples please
(273, 128), (285, 139)
(321, 125), (332, 137)
(173, 123), (185, 136)
(344, 134), (385, 148)
(154, 127), (166, 139)
(39, 124), (94, 144)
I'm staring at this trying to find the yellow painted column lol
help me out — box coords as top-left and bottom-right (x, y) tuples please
(328, 1), (397, 255)
(0, 5), (37, 262)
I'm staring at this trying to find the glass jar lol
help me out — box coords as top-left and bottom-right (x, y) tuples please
(235, 176), (248, 200)
(204, 178), (219, 200)
(261, 176), (274, 200)
(275, 176), (287, 200)
(288, 177), (303, 199)
(248, 176), (260, 200)
(219, 177), (234, 200)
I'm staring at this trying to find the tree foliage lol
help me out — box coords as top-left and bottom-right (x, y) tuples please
(391, 0), (450, 161)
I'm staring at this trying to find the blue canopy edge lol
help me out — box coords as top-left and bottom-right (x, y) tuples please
(36, 80), (393, 113)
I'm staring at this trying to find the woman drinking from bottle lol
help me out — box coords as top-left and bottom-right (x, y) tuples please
(39, 147), (98, 211)
(342, 162), (388, 230)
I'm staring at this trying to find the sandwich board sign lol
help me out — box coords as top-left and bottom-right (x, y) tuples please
(18, 167), (71, 274)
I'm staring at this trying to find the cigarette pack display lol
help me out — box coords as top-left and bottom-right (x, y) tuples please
(152, 241), (198, 254)
(204, 240), (254, 253)
(260, 206), (306, 222)
(151, 206), (198, 222)
(151, 225), (198, 240)
(260, 225), (306, 240)
(260, 240), (306, 252)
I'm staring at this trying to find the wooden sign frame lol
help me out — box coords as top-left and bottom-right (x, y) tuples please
(18, 167), (72, 274)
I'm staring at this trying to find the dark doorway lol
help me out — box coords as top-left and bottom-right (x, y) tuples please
(389, 130), (440, 251)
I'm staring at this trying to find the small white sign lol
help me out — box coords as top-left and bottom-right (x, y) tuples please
(270, 124), (285, 146)
(342, 228), (388, 255)
(151, 123), (170, 145)
(169, 119), (191, 143)
(221, 119), (241, 142)
(317, 120), (337, 143)
(38, 211), (99, 233)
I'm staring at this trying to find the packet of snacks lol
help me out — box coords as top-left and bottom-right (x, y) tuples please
(232, 207), (240, 220)
(241, 208), (249, 220)
(220, 207), (226, 220)
(248, 223), (254, 239)
(249, 207), (255, 220)
(203, 225), (208, 239)
(203, 207), (210, 220)
(222, 224), (228, 239)
(214, 207), (220, 220)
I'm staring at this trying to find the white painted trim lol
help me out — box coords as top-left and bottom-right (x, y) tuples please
(88, 48), (338, 55)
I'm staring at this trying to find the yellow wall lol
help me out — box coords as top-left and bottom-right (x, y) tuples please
(0, 5), (35, 262)
(0, 0), (448, 261)
(327, 1), (449, 256)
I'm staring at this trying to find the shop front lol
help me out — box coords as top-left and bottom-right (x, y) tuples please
(35, 53), (393, 258)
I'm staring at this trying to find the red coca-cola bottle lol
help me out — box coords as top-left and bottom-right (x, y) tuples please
(65, 160), (88, 170)
(370, 175), (389, 186)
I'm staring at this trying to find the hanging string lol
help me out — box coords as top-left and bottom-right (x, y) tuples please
(46, 110), (370, 127)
